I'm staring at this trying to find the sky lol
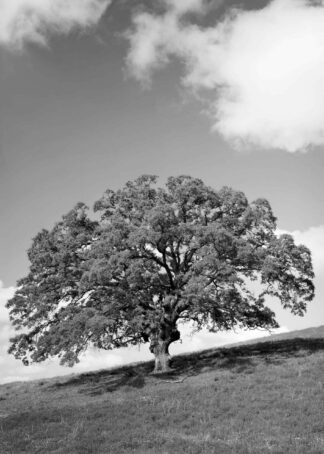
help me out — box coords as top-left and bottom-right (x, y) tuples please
(1, 0), (324, 384)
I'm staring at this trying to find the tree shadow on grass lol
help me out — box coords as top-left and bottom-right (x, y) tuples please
(169, 337), (324, 378)
(51, 337), (324, 395)
(52, 363), (153, 395)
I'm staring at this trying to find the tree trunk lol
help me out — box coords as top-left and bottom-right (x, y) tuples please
(149, 325), (180, 374)
(151, 340), (172, 373)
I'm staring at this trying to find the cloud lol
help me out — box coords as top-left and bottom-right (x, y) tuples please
(0, 281), (15, 337)
(165, 0), (206, 15)
(271, 225), (324, 329)
(127, 0), (324, 152)
(172, 324), (289, 355)
(283, 225), (324, 274)
(0, 0), (111, 49)
(126, 0), (205, 85)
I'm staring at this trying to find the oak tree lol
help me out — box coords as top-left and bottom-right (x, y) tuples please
(7, 176), (314, 373)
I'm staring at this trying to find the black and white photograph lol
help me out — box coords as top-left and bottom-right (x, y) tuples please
(0, 0), (324, 452)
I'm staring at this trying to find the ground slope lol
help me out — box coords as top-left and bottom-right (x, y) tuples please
(1, 326), (324, 454)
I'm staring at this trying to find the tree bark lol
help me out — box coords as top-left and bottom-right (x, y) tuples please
(149, 325), (180, 374)
(151, 339), (172, 373)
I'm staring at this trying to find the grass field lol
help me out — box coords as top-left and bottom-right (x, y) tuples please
(1, 327), (324, 453)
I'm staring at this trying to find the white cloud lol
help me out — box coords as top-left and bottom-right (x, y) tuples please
(0, 281), (15, 300)
(165, 0), (205, 15)
(172, 324), (289, 355)
(127, 0), (324, 152)
(283, 225), (324, 274)
(126, 0), (206, 85)
(0, 281), (15, 339)
(0, 0), (111, 49)
(271, 226), (324, 329)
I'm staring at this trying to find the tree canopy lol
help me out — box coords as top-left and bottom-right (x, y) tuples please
(7, 175), (315, 372)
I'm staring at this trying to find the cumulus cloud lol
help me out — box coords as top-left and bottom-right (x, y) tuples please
(164, 0), (205, 15)
(127, 0), (324, 152)
(272, 225), (324, 328)
(0, 0), (111, 49)
(126, 0), (206, 84)
(283, 225), (324, 274)
(0, 282), (15, 341)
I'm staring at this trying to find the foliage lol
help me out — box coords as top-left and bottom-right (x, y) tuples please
(6, 175), (314, 371)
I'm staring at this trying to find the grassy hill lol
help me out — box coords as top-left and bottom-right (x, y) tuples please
(1, 326), (324, 454)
